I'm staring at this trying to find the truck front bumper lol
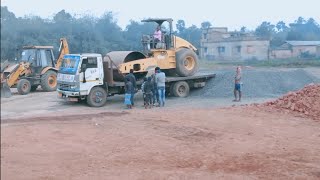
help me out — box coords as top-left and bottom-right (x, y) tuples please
(57, 89), (80, 102)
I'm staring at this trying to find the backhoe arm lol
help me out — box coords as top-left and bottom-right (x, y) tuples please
(5, 62), (31, 87)
(55, 38), (70, 69)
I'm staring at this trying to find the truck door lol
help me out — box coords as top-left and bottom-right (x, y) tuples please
(79, 56), (103, 92)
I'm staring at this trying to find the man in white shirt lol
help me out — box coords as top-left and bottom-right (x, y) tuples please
(155, 67), (166, 107)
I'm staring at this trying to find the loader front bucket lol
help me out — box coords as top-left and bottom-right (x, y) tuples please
(1, 81), (12, 98)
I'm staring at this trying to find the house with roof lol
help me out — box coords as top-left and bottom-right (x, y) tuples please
(270, 41), (320, 59)
(200, 27), (270, 61)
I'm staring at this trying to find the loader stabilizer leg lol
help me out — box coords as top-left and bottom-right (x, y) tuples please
(1, 81), (12, 98)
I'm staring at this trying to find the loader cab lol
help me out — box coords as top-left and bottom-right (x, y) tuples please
(141, 18), (174, 54)
(20, 46), (55, 74)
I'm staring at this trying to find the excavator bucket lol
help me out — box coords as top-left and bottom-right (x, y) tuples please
(1, 60), (13, 98)
(1, 81), (12, 98)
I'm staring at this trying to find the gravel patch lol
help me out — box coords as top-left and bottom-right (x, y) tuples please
(191, 68), (320, 98)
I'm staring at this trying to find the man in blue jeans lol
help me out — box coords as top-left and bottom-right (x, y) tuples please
(155, 67), (166, 107)
(233, 66), (242, 102)
(125, 69), (137, 106)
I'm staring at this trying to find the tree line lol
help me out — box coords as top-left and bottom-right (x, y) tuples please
(1, 6), (320, 60)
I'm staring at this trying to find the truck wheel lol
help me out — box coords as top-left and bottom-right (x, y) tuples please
(172, 81), (190, 97)
(41, 70), (57, 91)
(175, 48), (199, 77)
(30, 85), (38, 92)
(17, 79), (31, 95)
(87, 86), (107, 107)
(169, 84), (175, 96)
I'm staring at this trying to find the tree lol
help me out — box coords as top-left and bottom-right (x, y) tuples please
(53, 10), (72, 23)
(255, 21), (275, 39)
(201, 21), (212, 29)
(276, 21), (288, 32)
(240, 26), (247, 33)
(176, 20), (186, 33)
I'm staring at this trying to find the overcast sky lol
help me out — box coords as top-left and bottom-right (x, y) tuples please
(1, 0), (319, 30)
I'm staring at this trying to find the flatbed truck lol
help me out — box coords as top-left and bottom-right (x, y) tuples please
(57, 53), (215, 107)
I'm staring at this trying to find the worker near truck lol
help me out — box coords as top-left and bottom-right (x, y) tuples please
(151, 72), (159, 106)
(124, 77), (134, 109)
(143, 76), (154, 109)
(233, 66), (242, 102)
(125, 69), (137, 106)
(155, 67), (166, 107)
(141, 77), (148, 106)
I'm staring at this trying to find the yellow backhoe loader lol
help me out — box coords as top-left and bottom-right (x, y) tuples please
(105, 18), (199, 80)
(0, 38), (69, 98)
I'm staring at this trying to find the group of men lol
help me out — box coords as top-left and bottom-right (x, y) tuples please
(124, 67), (166, 109)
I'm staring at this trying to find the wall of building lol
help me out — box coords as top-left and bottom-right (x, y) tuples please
(269, 49), (292, 59)
(291, 46), (318, 57)
(201, 40), (270, 60)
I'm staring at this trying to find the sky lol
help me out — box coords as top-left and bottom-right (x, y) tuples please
(1, 0), (320, 30)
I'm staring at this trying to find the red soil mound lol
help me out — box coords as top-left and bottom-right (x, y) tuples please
(262, 84), (320, 120)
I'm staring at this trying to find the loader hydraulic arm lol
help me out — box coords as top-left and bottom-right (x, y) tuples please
(2, 62), (31, 87)
(55, 38), (70, 69)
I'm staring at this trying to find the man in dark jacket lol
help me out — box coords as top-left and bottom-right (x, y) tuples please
(124, 77), (134, 109)
(143, 76), (154, 109)
(125, 69), (137, 106)
(151, 73), (159, 106)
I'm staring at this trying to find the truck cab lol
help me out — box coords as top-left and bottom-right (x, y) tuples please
(57, 53), (106, 106)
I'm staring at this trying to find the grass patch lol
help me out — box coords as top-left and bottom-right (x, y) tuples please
(199, 58), (320, 68)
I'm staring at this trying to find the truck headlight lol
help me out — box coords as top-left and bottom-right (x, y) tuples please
(70, 85), (77, 89)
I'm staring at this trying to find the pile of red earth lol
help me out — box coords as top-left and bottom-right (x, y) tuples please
(262, 84), (320, 120)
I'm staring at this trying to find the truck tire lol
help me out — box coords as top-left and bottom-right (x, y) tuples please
(169, 83), (175, 96)
(41, 70), (57, 92)
(172, 81), (190, 97)
(30, 85), (38, 92)
(17, 79), (31, 95)
(87, 86), (107, 107)
(175, 48), (198, 77)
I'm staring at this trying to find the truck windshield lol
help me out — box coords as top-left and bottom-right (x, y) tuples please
(21, 49), (36, 62)
(59, 55), (80, 74)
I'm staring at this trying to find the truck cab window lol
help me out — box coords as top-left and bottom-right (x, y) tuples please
(87, 57), (97, 68)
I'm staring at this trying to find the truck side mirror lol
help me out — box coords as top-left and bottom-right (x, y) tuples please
(81, 64), (87, 72)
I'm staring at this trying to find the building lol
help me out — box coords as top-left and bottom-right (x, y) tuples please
(200, 27), (270, 61)
(270, 41), (320, 59)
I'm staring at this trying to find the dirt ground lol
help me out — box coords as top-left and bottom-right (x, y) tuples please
(1, 67), (320, 179)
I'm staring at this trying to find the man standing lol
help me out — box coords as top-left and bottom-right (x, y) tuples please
(153, 26), (162, 48)
(155, 67), (166, 107)
(125, 69), (137, 106)
(233, 66), (242, 102)
(143, 77), (154, 109)
(151, 73), (159, 106)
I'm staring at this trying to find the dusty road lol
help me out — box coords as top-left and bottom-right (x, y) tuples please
(2, 107), (320, 179)
(1, 67), (320, 179)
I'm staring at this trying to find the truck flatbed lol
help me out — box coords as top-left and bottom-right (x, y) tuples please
(166, 72), (215, 82)
(109, 72), (215, 87)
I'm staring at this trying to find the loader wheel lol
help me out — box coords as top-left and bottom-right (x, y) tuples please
(175, 49), (199, 77)
(41, 70), (57, 92)
(87, 86), (107, 107)
(172, 81), (190, 97)
(17, 79), (31, 95)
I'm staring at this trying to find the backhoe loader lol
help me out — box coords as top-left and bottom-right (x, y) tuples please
(0, 38), (69, 98)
